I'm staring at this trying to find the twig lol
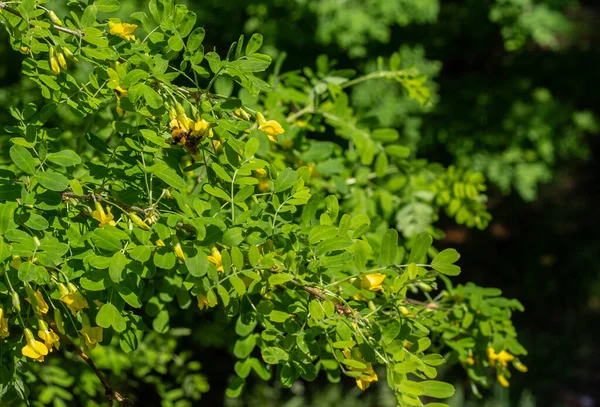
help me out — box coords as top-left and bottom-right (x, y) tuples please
(46, 320), (134, 406)
(62, 192), (147, 216)
(289, 279), (354, 316)
(0, 2), (83, 37)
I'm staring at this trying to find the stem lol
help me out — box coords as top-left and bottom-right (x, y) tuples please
(0, 2), (83, 37)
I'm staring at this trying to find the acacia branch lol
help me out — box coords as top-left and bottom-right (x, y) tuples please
(47, 320), (133, 406)
(62, 192), (147, 216)
(0, 2), (83, 37)
(289, 279), (354, 316)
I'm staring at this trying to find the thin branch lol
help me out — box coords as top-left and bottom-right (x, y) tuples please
(62, 192), (146, 216)
(289, 279), (354, 316)
(46, 320), (133, 406)
(0, 2), (83, 37)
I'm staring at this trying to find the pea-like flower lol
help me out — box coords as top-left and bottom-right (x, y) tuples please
(107, 21), (137, 41)
(359, 273), (386, 292)
(38, 320), (60, 352)
(256, 112), (284, 142)
(25, 287), (49, 315)
(197, 292), (217, 310)
(342, 349), (378, 390)
(208, 247), (224, 272)
(92, 201), (116, 228)
(59, 283), (89, 316)
(0, 308), (9, 340)
(22, 328), (48, 362)
(80, 315), (103, 349)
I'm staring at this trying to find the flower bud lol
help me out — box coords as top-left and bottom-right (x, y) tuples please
(63, 47), (78, 62)
(53, 308), (65, 334)
(47, 10), (63, 26)
(129, 213), (151, 231)
(11, 291), (21, 312)
(57, 52), (68, 70)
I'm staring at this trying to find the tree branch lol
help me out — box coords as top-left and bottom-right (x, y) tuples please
(47, 319), (134, 406)
(62, 192), (147, 216)
(0, 2), (83, 37)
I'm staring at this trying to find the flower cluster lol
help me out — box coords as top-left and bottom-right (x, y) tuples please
(487, 347), (527, 387)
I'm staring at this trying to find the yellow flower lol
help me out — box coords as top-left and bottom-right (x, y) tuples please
(254, 168), (267, 176)
(50, 57), (60, 75)
(487, 346), (497, 366)
(513, 360), (528, 373)
(59, 283), (89, 316)
(0, 308), (9, 340)
(256, 112), (284, 142)
(360, 273), (386, 292)
(115, 85), (128, 99)
(497, 374), (510, 388)
(25, 288), (49, 315)
(81, 330), (102, 349)
(22, 328), (48, 362)
(92, 202), (116, 228)
(57, 52), (67, 70)
(466, 357), (475, 365)
(38, 322), (60, 352)
(174, 242), (185, 262)
(197, 293), (217, 310)
(496, 350), (515, 367)
(107, 21), (137, 41)
(342, 349), (378, 391)
(208, 247), (224, 272)
(156, 239), (166, 247)
(80, 323), (103, 350)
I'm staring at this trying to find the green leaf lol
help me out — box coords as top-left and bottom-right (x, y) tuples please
(246, 33), (263, 55)
(91, 228), (123, 252)
(36, 171), (69, 191)
(152, 309), (170, 333)
(233, 335), (256, 359)
(399, 380), (425, 396)
(168, 35), (184, 51)
(245, 138), (259, 158)
(46, 150), (81, 166)
(23, 213), (49, 230)
(379, 229), (398, 266)
(408, 233), (432, 263)
(96, 303), (127, 332)
(274, 168), (297, 192)
(269, 310), (290, 323)
(148, 163), (186, 190)
(422, 381), (455, 399)
(141, 84), (164, 110)
(109, 251), (127, 283)
(431, 249), (461, 276)
(308, 300), (324, 321)
(187, 27), (205, 51)
(0, 203), (17, 234)
(96, 0), (120, 12)
(10, 145), (36, 175)
(122, 69), (149, 87)
(185, 250), (208, 277)
(268, 273), (294, 286)
(261, 346), (288, 364)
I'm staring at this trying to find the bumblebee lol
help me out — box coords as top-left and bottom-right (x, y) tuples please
(169, 125), (209, 156)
